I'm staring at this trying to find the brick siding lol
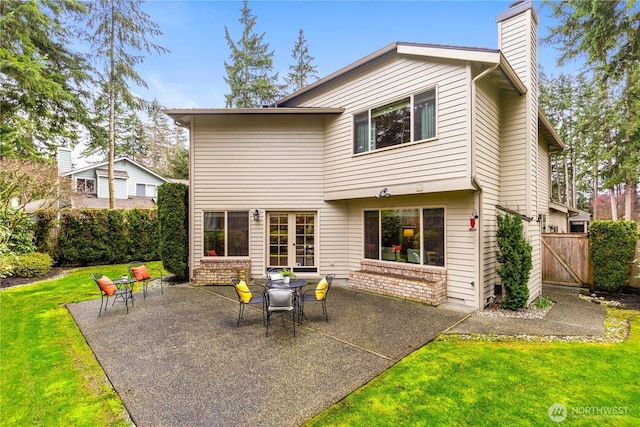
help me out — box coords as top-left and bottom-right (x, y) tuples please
(192, 258), (250, 285)
(349, 260), (447, 306)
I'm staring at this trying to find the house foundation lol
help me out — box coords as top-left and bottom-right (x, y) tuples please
(192, 258), (250, 285)
(349, 260), (447, 306)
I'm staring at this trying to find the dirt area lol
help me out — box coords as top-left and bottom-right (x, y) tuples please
(578, 289), (640, 311)
(0, 267), (67, 289)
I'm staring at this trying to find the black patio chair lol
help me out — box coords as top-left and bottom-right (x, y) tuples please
(231, 277), (266, 325)
(265, 287), (296, 337)
(92, 273), (134, 316)
(300, 274), (334, 322)
(128, 261), (163, 299)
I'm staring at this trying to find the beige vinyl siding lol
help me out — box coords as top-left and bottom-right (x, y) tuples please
(190, 114), (350, 278)
(474, 76), (502, 306)
(346, 193), (477, 308)
(285, 55), (471, 200)
(500, 6), (542, 303)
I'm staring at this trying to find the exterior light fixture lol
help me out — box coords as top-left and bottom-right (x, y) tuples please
(375, 188), (391, 198)
(252, 209), (260, 220)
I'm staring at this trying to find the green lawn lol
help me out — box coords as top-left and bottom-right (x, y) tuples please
(1, 267), (638, 426)
(0, 263), (164, 426)
(305, 309), (640, 426)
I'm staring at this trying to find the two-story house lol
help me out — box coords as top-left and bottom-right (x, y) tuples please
(165, 0), (564, 310)
(56, 147), (170, 209)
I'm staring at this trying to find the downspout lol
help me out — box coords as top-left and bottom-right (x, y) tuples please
(470, 63), (498, 309)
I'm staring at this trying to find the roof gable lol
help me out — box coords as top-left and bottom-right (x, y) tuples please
(276, 42), (527, 106)
(61, 157), (170, 183)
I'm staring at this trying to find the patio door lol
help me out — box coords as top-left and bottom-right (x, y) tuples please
(268, 212), (316, 273)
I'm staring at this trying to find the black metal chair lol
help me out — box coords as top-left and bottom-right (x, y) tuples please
(300, 274), (334, 322)
(128, 261), (163, 299)
(92, 273), (134, 315)
(231, 277), (266, 325)
(265, 288), (296, 337)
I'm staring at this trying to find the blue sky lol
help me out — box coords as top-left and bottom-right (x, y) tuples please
(133, 0), (579, 110)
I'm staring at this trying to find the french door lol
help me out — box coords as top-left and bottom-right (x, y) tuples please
(268, 212), (316, 273)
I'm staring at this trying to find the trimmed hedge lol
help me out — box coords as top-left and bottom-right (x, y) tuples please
(158, 183), (188, 280)
(590, 220), (638, 293)
(47, 209), (160, 267)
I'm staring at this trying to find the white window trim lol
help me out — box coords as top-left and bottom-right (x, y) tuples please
(353, 85), (439, 156)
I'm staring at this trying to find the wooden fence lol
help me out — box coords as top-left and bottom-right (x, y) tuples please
(542, 234), (640, 289)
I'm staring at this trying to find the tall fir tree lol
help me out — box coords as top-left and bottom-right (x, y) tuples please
(224, 0), (280, 108)
(284, 29), (319, 94)
(0, 0), (91, 160)
(86, 0), (168, 208)
(543, 0), (640, 220)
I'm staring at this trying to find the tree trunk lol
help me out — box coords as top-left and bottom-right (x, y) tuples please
(108, 2), (116, 209)
(609, 187), (618, 220)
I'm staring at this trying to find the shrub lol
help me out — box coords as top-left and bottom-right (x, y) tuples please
(590, 220), (638, 293)
(496, 213), (532, 310)
(158, 183), (188, 280)
(11, 252), (53, 278)
(54, 209), (159, 266)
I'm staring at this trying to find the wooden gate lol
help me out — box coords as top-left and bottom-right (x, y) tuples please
(541, 233), (591, 287)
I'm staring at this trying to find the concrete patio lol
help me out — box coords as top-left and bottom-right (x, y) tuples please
(68, 283), (468, 426)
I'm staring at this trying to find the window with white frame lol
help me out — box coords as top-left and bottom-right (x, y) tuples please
(354, 88), (436, 154)
(364, 207), (444, 266)
(136, 183), (157, 197)
(203, 211), (249, 257)
(76, 178), (95, 193)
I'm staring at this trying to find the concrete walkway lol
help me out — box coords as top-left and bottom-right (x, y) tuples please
(445, 284), (607, 336)
(68, 283), (467, 427)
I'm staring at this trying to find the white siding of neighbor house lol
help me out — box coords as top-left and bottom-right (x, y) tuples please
(117, 159), (166, 196)
(190, 114), (351, 278)
(282, 54), (472, 200)
(96, 175), (127, 199)
(346, 192), (478, 307)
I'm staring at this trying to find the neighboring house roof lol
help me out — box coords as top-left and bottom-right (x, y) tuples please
(569, 209), (591, 222)
(549, 201), (580, 215)
(70, 193), (157, 209)
(60, 156), (170, 183)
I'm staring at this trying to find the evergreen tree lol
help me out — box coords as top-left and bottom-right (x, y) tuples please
(543, 0), (640, 220)
(284, 29), (319, 94)
(86, 0), (168, 208)
(0, 0), (92, 160)
(144, 99), (174, 174)
(496, 213), (532, 310)
(223, 0), (280, 107)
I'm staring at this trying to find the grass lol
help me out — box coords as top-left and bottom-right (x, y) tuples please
(2, 268), (639, 426)
(305, 309), (640, 426)
(0, 263), (164, 427)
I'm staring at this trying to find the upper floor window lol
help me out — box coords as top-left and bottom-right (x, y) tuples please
(136, 183), (157, 197)
(354, 88), (436, 154)
(76, 178), (95, 193)
(204, 211), (249, 257)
